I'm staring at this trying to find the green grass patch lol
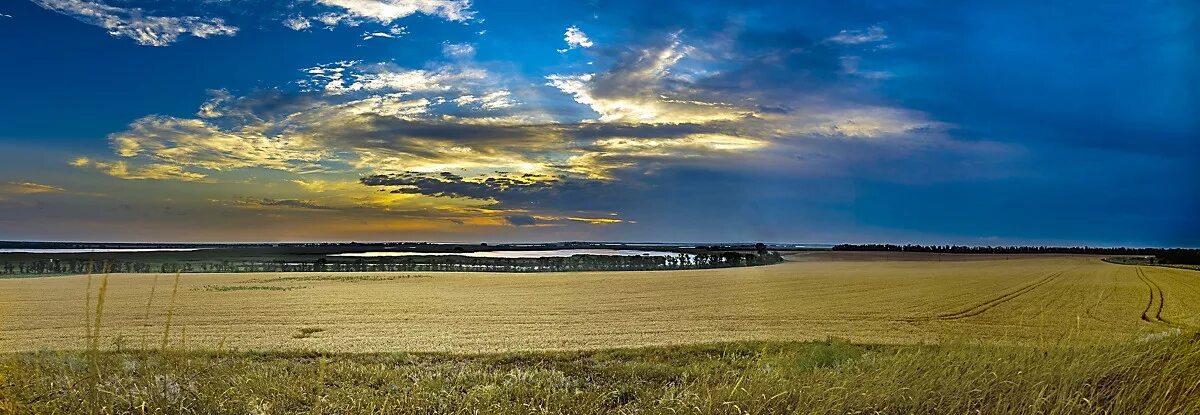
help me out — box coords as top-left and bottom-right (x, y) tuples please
(2, 337), (1200, 414)
(1103, 257), (1200, 271)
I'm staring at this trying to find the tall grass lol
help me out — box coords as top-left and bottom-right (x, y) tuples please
(85, 263), (110, 415)
(1, 337), (1199, 413)
(89, 270), (109, 352)
(82, 263), (92, 348)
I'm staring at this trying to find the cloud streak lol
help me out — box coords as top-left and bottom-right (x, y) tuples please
(826, 25), (887, 45)
(32, 0), (237, 46)
(0, 182), (66, 194)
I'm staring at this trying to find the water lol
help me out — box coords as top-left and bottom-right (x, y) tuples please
(329, 249), (687, 258)
(0, 248), (206, 254)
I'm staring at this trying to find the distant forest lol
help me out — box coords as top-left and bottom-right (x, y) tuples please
(0, 251), (784, 276)
(832, 244), (1200, 265)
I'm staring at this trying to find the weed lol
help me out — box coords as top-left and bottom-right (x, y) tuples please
(292, 327), (325, 339)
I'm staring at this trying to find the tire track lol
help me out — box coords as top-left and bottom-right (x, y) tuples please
(906, 271), (1062, 322)
(1135, 266), (1188, 329)
(1136, 266), (1163, 324)
(1151, 269), (1200, 327)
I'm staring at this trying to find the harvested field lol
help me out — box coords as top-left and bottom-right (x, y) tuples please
(1, 254), (1197, 353)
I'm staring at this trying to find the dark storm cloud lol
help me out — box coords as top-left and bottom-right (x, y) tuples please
(360, 172), (630, 212)
(237, 198), (337, 210)
(504, 215), (537, 226)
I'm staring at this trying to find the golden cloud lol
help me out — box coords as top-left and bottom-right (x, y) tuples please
(0, 182), (66, 194)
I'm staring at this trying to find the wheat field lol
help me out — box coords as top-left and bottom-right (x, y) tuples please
(1, 253), (1197, 353)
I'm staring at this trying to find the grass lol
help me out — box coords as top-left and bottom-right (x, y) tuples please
(2, 338), (1200, 413)
(1104, 256), (1200, 271)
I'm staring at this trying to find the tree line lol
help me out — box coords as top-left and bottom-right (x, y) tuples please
(0, 251), (784, 276)
(831, 244), (1200, 265)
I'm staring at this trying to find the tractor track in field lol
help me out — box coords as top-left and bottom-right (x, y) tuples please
(905, 271), (1063, 322)
(1135, 266), (1185, 329)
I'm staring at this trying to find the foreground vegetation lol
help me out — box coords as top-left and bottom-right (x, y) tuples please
(2, 337), (1200, 414)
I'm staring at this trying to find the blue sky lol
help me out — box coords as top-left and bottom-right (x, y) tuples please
(0, 0), (1195, 245)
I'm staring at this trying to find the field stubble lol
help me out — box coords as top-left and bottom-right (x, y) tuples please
(1, 254), (1197, 353)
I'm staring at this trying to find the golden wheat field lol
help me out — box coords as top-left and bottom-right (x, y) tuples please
(1, 253), (1197, 353)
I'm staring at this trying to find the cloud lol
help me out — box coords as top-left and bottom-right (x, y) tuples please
(301, 61), (489, 95)
(0, 182), (66, 194)
(362, 172), (561, 202)
(235, 198), (337, 210)
(564, 216), (624, 225)
(547, 35), (755, 124)
(362, 25), (407, 40)
(504, 214), (537, 226)
(442, 42), (475, 58)
(826, 25), (887, 45)
(282, 16), (312, 31)
(78, 28), (999, 235)
(313, 0), (474, 26)
(559, 25), (593, 52)
(452, 90), (515, 110)
(71, 157), (209, 181)
(839, 56), (892, 79)
(32, 0), (237, 46)
(107, 115), (333, 172)
(93, 35), (955, 190)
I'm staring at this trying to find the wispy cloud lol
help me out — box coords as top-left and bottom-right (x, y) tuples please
(547, 35), (753, 123)
(826, 25), (887, 45)
(282, 15), (312, 31)
(235, 198), (337, 210)
(442, 42), (475, 58)
(31, 0), (237, 46)
(362, 25), (407, 40)
(0, 182), (66, 194)
(72, 158), (209, 181)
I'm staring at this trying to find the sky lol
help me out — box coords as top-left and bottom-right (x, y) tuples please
(0, 0), (1196, 246)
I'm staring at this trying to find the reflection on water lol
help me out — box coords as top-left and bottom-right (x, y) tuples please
(329, 249), (686, 258)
